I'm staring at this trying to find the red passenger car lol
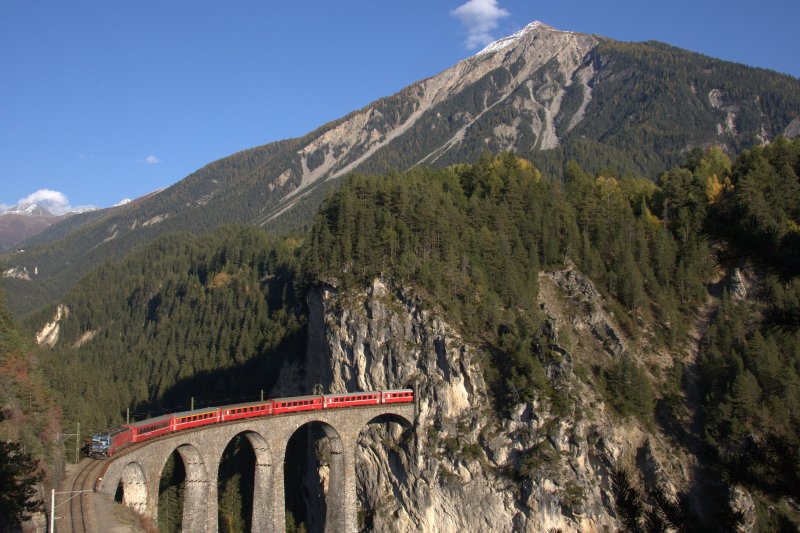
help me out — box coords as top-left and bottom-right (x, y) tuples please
(90, 389), (414, 458)
(129, 414), (173, 443)
(272, 395), (323, 414)
(323, 391), (381, 408)
(171, 407), (221, 432)
(381, 389), (414, 404)
(221, 400), (273, 422)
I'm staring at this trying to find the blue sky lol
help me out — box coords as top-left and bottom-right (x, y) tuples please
(1, 0), (798, 213)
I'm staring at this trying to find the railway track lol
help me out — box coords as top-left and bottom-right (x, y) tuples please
(58, 458), (103, 533)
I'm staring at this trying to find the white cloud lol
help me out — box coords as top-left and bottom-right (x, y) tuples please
(19, 189), (71, 215)
(14, 189), (95, 215)
(452, 0), (510, 49)
(138, 155), (160, 164)
(0, 203), (9, 214)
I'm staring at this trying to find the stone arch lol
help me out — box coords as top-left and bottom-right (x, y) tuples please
(285, 421), (346, 533)
(154, 443), (210, 533)
(218, 430), (275, 533)
(355, 412), (414, 532)
(364, 411), (413, 429)
(117, 461), (147, 514)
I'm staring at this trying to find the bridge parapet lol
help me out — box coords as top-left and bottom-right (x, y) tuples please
(98, 403), (414, 533)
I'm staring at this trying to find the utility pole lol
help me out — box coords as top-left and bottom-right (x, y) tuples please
(126, 408), (130, 425)
(57, 422), (81, 464)
(191, 397), (194, 411)
(50, 487), (92, 532)
(260, 389), (264, 401)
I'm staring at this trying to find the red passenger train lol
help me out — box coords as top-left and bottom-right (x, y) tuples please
(88, 389), (414, 458)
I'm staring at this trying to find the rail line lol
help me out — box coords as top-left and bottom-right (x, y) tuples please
(59, 458), (103, 533)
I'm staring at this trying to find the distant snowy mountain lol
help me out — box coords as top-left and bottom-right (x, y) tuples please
(0, 205), (60, 252)
(0, 202), (100, 251)
(4, 202), (54, 217)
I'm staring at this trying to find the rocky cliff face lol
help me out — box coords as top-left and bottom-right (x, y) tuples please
(302, 272), (697, 532)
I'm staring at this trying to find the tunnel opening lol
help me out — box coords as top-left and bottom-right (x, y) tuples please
(284, 421), (344, 533)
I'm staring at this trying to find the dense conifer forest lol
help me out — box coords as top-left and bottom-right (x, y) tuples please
(4, 137), (799, 530)
(0, 287), (61, 530)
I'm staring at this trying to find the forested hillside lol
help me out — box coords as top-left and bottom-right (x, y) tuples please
(304, 144), (800, 527)
(0, 287), (61, 530)
(26, 227), (305, 434)
(23, 138), (800, 528)
(4, 23), (799, 319)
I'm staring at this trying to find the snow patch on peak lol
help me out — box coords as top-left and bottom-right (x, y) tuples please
(5, 203), (53, 216)
(475, 20), (557, 56)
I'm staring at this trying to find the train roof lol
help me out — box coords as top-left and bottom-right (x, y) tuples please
(92, 426), (129, 437)
(171, 406), (219, 419)
(271, 394), (323, 403)
(323, 390), (381, 398)
(221, 400), (273, 410)
(128, 413), (173, 428)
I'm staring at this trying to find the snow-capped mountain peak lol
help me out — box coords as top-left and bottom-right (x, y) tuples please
(476, 20), (554, 56)
(4, 202), (54, 217)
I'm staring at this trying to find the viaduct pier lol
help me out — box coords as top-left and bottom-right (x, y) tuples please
(96, 402), (415, 533)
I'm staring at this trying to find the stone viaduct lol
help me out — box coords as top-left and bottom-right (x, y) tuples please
(96, 403), (415, 533)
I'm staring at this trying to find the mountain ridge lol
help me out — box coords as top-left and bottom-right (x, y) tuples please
(3, 21), (800, 316)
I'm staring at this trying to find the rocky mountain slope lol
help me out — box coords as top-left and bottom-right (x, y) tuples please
(0, 203), (62, 253)
(4, 21), (800, 316)
(21, 144), (800, 530)
(298, 274), (709, 532)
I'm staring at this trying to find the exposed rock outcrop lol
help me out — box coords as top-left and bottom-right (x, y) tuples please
(35, 304), (69, 348)
(302, 272), (692, 531)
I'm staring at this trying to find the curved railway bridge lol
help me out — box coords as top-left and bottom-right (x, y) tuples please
(95, 401), (415, 533)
